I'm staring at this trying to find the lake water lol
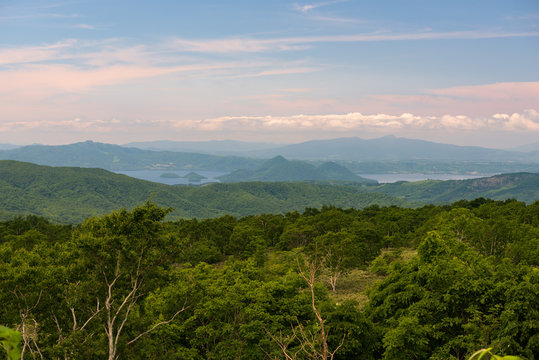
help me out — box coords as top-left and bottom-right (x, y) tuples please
(360, 173), (496, 183)
(116, 170), (496, 185)
(115, 170), (226, 185)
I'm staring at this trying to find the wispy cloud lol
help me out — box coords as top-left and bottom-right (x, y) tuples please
(0, 12), (79, 20)
(170, 30), (539, 53)
(0, 38), (322, 102)
(0, 39), (77, 65)
(293, 0), (348, 13)
(0, 0), (81, 20)
(73, 23), (96, 30)
(363, 82), (539, 116)
(308, 15), (360, 24)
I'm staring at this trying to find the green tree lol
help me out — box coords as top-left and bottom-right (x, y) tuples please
(65, 202), (186, 360)
(0, 326), (22, 360)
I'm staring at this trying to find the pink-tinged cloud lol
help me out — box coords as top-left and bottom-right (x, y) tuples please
(170, 31), (539, 53)
(431, 82), (539, 101)
(362, 82), (539, 116)
(0, 40), (76, 65)
(0, 64), (185, 96)
(0, 62), (269, 99)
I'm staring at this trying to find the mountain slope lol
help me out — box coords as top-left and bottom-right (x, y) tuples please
(366, 173), (539, 203)
(0, 161), (404, 223)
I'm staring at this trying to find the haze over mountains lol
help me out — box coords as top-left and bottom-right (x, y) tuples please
(1, 137), (538, 167)
(1, 137), (539, 185)
(0, 141), (263, 171)
(125, 140), (279, 154)
(0, 144), (20, 150)
(124, 136), (539, 162)
(512, 141), (539, 152)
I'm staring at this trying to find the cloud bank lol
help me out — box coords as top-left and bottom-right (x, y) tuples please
(3, 110), (537, 134)
(173, 109), (539, 132)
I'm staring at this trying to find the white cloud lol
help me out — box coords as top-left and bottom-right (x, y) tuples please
(169, 110), (539, 133)
(494, 109), (539, 131)
(2, 110), (538, 146)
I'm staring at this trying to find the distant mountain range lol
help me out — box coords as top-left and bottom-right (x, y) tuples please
(239, 136), (539, 162)
(0, 144), (20, 150)
(124, 140), (279, 154)
(0, 141), (262, 171)
(218, 156), (375, 183)
(512, 141), (539, 152)
(1, 138), (539, 177)
(123, 136), (539, 162)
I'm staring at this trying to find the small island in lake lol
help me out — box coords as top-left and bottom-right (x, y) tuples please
(160, 172), (181, 179)
(183, 172), (207, 182)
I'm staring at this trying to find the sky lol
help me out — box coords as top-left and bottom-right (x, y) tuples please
(0, 0), (538, 148)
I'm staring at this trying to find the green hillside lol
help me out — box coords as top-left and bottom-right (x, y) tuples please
(366, 172), (539, 203)
(0, 161), (404, 223)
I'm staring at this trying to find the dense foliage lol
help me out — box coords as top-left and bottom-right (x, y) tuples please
(0, 199), (538, 359)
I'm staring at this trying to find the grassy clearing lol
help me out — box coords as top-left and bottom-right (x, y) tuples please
(325, 269), (385, 307)
(326, 247), (418, 307)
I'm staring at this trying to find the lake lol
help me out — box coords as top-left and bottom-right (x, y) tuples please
(360, 173), (497, 183)
(115, 170), (226, 185)
(116, 170), (496, 185)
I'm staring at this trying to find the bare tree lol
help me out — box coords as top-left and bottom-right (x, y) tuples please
(13, 288), (43, 360)
(266, 253), (345, 360)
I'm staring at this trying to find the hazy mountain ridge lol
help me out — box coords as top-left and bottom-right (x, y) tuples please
(2, 138), (539, 178)
(511, 141), (539, 152)
(0, 141), (263, 171)
(235, 136), (539, 161)
(218, 156), (374, 183)
(0, 144), (20, 150)
(124, 140), (279, 154)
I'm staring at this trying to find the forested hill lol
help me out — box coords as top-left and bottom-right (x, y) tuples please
(367, 172), (539, 204)
(0, 160), (404, 223)
(2, 160), (538, 223)
(218, 155), (374, 183)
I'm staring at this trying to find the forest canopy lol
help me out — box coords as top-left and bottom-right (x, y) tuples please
(0, 199), (538, 359)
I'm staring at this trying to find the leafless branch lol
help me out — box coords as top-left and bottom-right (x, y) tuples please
(127, 302), (190, 345)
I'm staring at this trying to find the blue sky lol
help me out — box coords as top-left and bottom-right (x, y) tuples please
(0, 0), (538, 147)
